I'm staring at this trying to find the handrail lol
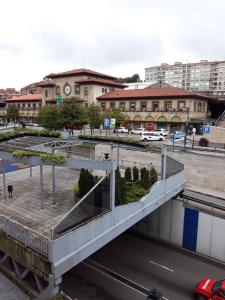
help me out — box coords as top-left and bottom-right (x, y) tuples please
(0, 214), (49, 256)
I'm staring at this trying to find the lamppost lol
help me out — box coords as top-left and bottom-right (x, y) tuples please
(183, 106), (190, 150)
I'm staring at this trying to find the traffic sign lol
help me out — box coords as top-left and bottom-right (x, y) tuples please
(203, 126), (211, 134)
(56, 95), (63, 105)
(104, 118), (111, 128)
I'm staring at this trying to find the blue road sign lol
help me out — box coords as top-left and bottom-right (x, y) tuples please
(203, 126), (211, 134)
(104, 118), (111, 128)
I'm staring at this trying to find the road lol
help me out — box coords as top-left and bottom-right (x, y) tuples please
(63, 232), (225, 300)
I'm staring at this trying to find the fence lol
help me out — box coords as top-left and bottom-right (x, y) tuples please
(166, 156), (184, 178)
(0, 215), (49, 256)
(51, 173), (111, 239)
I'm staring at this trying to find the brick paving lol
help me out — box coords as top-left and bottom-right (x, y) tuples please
(0, 272), (29, 300)
(0, 166), (80, 237)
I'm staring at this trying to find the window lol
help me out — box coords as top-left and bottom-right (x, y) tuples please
(22, 103), (25, 109)
(164, 101), (172, 111)
(17, 104), (20, 109)
(110, 102), (115, 110)
(153, 101), (159, 111)
(55, 86), (61, 96)
(84, 87), (88, 96)
(45, 90), (48, 97)
(33, 103), (36, 110)
(194, 101), (197, 112)
(101, 102), (106, 111)
(119, 102), (125, 111)
(130, 102), (136, 111)
(141, 102), (147, 111)
(75, 84), (80, 95)
(105, 88), (107, 93)
(102, 88), (104, 93)
(197, 102), (203, 112)
(177, 101), (186, 111)
(27, 103), (31, 109)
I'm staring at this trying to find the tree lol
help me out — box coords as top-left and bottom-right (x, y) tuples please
(150, 167), (158, 186)
(78, 169), (96, 198)
(58, 98), (88, 135)
(119, 74), (141, 83)
(6, 104), (19, 126)
(133, 166), (139, 181)
(125, 167), (132, 182)
(140, 167), (150, 189)
(87, 104), (102, 134)
(110, 108), (126, 129)
(37, 106), (62, 131)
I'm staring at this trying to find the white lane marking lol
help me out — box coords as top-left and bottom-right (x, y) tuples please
(149, 260), (174, 272)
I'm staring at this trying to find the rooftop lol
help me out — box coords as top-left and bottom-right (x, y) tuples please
(75, 78), (127, 88)
(45, 68), (118, 80)
(5, 93), (42, 102)
(97, 86), (213, 101)
(146, 59), (225, 69)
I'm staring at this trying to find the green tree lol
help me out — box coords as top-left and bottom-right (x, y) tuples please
(125, 167), (132, 182)
(150, 167), (158, 186)
(37, 106), (62, 131)
(119, 74), (141, 83)
(87, 104), (102, 134)
(59, 98), (88, 135)
(110, 108), (126, 129)
(140, 167), (150, 189)
(133, 166), (139, 182)
(78, 169), (96, 198)
(6, 104), (19, 126)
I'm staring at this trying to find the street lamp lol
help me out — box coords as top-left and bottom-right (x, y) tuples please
(183, 106), (190, 150)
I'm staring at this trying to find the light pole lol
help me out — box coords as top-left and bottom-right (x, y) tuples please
(183, 107), (190, 150)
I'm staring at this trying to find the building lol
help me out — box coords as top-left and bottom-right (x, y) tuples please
(42, 68), (127, 106)
(1, 94), (42, 121)
(0, 88), (20, 100)
(145, 60), (225, 97)
(97, 86), (212, 132)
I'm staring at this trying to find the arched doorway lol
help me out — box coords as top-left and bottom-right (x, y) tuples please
(157, 116), (168, 130)
(145, 115), (155, 131)
(132, 115), (142, 128)
(170, 116), (182, 132)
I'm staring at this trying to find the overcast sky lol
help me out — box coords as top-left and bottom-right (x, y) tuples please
(1, 0), (225, 89)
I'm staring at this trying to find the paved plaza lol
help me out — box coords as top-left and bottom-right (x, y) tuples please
(0, 272), (29, 300)
(0, 165), (79, 237)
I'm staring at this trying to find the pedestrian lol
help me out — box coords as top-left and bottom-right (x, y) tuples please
(8, 185), (13, 198)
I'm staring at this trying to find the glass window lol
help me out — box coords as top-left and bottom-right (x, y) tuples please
(84, 87), (88, 96)
(100, 102), (106, 111)
(153, 101), (159, 111)
(110, 102), (115, 110)
(74, 85), (80, 95)
(141, 102), (147, 111)
(55, 86), (61, 96)
(165, 101), (172, 111)
(45, 90), (48, 97)
(130, 102), (136, 111)
(119, 102), (125, 111)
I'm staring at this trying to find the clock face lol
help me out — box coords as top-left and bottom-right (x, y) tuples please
(63, 83), (72, 96)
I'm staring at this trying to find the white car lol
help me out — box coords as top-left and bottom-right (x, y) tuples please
(26, 122), (39, 127)
(113, 127), (128, 133)
(130, 128), (146, 135)
(140, 132), (165, 141)
(152, 129), (169, 136)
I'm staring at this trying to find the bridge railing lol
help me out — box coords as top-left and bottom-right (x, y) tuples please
(51, 173), (111, 240)
(0, 215), (49, 256)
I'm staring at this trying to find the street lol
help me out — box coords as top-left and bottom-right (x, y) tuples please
(63, 232), (225, 300)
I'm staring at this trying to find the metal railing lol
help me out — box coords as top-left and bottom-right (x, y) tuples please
(51, 173), (111, 239)
(0, 215), (49, 256)
(215, 110), (225, 126)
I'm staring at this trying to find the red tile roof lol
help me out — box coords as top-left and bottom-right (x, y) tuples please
(5, 94), (42, 102)
(97, 87), (213, 101)
(46, 68), (117, 80)
(75, 78), (127, 88)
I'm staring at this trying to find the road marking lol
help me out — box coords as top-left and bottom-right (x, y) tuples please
(149, 260), (174, 272)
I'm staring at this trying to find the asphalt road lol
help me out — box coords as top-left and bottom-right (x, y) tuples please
(83, 233), (224, 300)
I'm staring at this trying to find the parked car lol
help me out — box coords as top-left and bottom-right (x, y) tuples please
(130, 128), (146, 135)
(26, 122), (39, 127)
(194, 278), (225, 299)
(112, 127), (128, 133)
(153, 129), (169, 136)
(140, 132), (165, 142)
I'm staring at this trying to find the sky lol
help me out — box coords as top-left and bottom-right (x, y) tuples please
(1, 0), (225, 89)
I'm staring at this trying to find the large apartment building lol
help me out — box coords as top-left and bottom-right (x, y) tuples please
(145, 60), (225, 98)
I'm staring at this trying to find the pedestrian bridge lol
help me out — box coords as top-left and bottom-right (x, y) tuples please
(0, 139), (185, 299)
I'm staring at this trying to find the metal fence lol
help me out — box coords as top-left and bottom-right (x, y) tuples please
(166, 156), (184, 178)
(51, 173), (111, 239)
(0, 215), (49, 256)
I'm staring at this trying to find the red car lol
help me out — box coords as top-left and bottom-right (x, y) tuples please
(194, 279), (225, 299)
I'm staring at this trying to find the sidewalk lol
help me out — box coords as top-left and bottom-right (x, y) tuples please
(0, 272), (29, 300)
(186, 184), (225, 200)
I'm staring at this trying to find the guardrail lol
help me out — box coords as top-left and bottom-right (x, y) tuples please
(0, 215), (49, 256)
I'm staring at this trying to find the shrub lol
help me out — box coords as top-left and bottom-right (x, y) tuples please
(150, 167), (158, 186)
(12, 150), (35, 157)
(199, 137), (209, 147)
(140, 167), (150, 189)
(40, 153), (67, 163)
(125, 167), (132, 182)
(77, 169), (96, 199)
(133, 166), (139, 181)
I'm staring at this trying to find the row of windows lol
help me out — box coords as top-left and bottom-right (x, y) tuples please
(7, 103), (41, 110)
(100, 101), (206, 113)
